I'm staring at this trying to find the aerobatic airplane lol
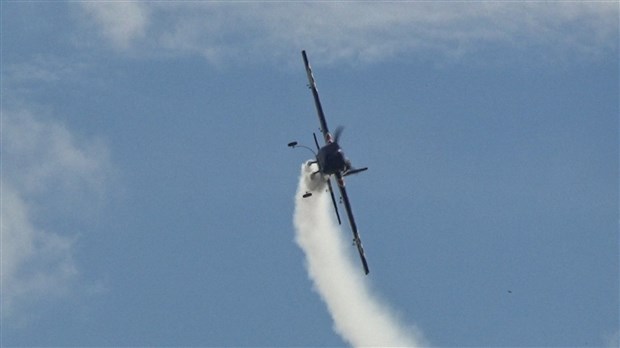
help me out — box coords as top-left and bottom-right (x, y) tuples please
(289, 50), (370, 275)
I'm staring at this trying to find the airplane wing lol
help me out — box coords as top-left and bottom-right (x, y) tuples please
(302, 50), (330, 143)
(327, 178), (342, 225)
(335, 172), (370, 275)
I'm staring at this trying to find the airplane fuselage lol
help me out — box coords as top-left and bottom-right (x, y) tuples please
(317, 141), (347, 176)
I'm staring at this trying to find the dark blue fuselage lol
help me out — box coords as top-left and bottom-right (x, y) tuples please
(316, 142), (347, 175)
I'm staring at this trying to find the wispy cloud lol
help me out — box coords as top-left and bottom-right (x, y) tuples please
(78, 1), (149, 50)
(75, 2), (618, 65)
(1, 181), (77, 319)
(1, 108), (112, 321)
(4, 55), (88, 85)
(605, 330), (620, 348)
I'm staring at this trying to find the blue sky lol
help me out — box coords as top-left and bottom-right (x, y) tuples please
(1, 2), (618, 347)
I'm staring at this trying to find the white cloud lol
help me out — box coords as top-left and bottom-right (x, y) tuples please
(79, 1), (149, 50)
(1, 108), (111, 321)
(605, 330), (620, 348)
(4, 109), (108, 196)
(1, 182), (77, 318)
(4, 55), (88, 85)
(75, 2), (618, 65)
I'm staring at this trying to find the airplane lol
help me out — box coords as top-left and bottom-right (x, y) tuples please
(289, 50), (370, 275)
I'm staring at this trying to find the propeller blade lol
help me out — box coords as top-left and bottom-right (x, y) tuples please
(334, 126), (344, 143)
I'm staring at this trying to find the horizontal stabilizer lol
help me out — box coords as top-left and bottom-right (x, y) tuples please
(343, 167), (368, 177)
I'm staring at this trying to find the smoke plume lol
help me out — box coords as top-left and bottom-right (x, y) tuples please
(293, 162), (424, 347)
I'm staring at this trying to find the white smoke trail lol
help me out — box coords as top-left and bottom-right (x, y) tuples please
(294, 162), (425, 347)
